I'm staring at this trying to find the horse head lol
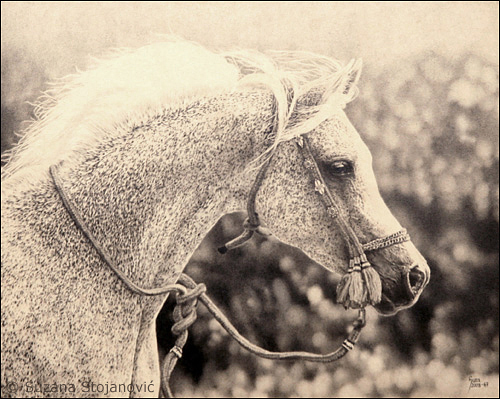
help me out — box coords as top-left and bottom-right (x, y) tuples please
(242, 58), (430, 315)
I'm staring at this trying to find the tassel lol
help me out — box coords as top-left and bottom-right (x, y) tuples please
(348, 258), (368, 309)
(336, 260), (354, 309)
(336, 258), (368, 309)
(360, 254), (382, 305)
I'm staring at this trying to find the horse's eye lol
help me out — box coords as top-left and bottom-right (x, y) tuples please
(327, 160), (354, 176)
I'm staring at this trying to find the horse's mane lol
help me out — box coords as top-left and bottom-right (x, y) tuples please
(1, 39), (360, 184)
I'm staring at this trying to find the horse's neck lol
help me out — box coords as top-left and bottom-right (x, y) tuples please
(58, 88), (275, 287)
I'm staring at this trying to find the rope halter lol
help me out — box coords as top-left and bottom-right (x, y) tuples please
(218, 133), (410, 309)
(49, 163), (368, 398)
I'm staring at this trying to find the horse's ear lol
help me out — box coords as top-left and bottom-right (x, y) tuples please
(296, 58), (363, 109)
(339, 58), (362, 98)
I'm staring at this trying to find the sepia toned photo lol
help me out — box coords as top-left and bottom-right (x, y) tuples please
(1, 2), (498, 398)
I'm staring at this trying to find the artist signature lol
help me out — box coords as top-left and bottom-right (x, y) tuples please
(468, 376), (489, 391)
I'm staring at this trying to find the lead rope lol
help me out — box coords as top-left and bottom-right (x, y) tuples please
(49, 163), (366, 399)
(161, 274), (366, 398)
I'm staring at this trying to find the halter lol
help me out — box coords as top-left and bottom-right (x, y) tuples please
(49, 163), (366, 398)
(48, 97), (409, 398)
(218, 134), (410, 309)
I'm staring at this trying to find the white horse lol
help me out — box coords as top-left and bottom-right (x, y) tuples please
(1, 41), (430, 397)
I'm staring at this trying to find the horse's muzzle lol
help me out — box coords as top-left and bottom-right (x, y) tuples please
(374, 263), (430, 316)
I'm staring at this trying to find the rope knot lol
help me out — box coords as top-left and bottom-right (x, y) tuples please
(242, 216), (261, 231)
(353, 308), (367, 329)
(218, 213), (272, 254)
(161, 281), (206, 398)
(171, 283), (206, 336)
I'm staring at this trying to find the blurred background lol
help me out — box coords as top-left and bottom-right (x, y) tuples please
(2, 2), (498, 397)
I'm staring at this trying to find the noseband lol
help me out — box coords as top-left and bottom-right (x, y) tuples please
(218, 134), (410, 309)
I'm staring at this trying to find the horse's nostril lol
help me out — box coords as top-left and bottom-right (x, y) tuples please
(409, 269), (424, 288)
(406, 268), (425, 298)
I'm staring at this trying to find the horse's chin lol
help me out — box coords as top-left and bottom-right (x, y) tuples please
(373, 294), (415, 316)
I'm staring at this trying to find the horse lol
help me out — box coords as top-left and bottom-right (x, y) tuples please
(1, 41), (430, 398)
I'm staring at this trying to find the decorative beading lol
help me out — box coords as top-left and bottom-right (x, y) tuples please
(362, 229), (410, 252)
(303, 159), (314, 170)
(314, 179), (326, 195)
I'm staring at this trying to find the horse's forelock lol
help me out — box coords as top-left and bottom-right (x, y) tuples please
(229, 51), (361, 167)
